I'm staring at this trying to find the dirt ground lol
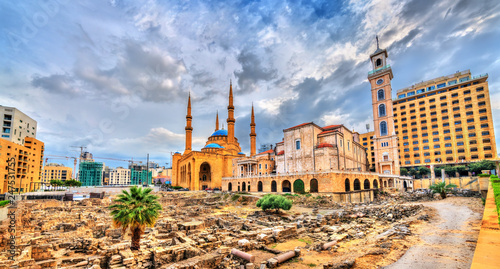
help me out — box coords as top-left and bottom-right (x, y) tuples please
(251, 196), (483, 269)
(383, 197), (483, 269)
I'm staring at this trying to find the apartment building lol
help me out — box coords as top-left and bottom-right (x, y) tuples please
(109, 167), (131, 185)
(42, 164), (73, 183)
(1, 106), (37, 145)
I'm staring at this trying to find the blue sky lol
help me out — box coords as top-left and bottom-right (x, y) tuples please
(1, 0), (499, 169)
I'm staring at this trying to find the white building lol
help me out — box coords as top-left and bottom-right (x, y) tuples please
(1, 106), (37, 145)
(109, 167), (131, 185)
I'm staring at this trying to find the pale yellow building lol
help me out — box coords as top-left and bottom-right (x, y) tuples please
(42, 164), (73, 183)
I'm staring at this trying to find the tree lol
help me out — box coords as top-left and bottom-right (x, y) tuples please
(64, 179), (82, 187)
(418, 167), (431, 178)
(256, 194), (292, 212)
(468, 160), (496, 175)
(400, 168), (409, 176)
(409, 168), (418, 178)
(444, 166), (457, 177)
(455, 165), (468, 176)
(434, 167), (442, 177)
(109, 186), (162, 250)
(429, 182), (457, 199)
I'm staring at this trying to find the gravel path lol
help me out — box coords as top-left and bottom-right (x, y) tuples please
(384, 198), (482, 269)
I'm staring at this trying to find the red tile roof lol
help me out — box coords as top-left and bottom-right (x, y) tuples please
(277, 150), (284, 155)
(322, 124), (341, 130)
(283, 122), (314, 131)
(317, 143), (334, 148)
(257, 149), (274, 155)
(319, 129), (339, 135)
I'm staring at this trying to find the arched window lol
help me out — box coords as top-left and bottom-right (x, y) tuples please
(345, 179), (350, 192)
(376, 58), (382, 67)
(377, 89), (385, 100)
(378, 104), (386, 117)
(353, 179), (361, 190)
(380, 121), (388, 136)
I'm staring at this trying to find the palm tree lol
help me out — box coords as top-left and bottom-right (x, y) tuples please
(108, 186), (162, 250)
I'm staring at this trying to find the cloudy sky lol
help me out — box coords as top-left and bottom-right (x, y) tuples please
(1, 0), (499, 169)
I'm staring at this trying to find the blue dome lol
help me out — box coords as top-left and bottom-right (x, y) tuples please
(238, 152), (245, 155)
(211, 129), (228, 136)
(204, 143), (224, 149)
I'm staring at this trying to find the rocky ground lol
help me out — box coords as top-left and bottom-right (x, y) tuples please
(0, 190), (484, 269)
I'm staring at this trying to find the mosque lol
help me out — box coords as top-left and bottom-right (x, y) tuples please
(171, 83), (257, 191)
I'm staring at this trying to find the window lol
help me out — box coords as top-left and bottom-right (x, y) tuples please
(423, 146), (430, 150)
(456, 135), (463, 139)
(482, 131), (490, 135)
(424, 152), (431, 156)
(434, 145), (440, 148)
(377, 89), (385, 100)
(457, 142), (464, 146)
(437, 83), (446, 88)
(423, 139), (429, 143)
(445, 143), (452, 147)
(376, 58), (382, 67)
(444, 136), (451, 140)
(296, 140), (301, 150)
(456, 127), (462, 132)
(433, 131), (439, 135)
(413, 140), (419, 144)
(379, 104), (386, 117)
(380, 121), (388, 136)
(433, 138), (440, 142)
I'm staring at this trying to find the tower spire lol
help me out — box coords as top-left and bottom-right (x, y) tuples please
(215, 110), (219, 131)
(376, 35), (379, 49)
(250, 103), (256, 156)
(227, 81), (235, 144)
(184, 92), (193, 153)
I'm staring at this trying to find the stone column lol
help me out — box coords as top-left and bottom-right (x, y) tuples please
(430, 164), (435, 184)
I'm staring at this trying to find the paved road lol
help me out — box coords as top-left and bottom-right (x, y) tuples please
(384, 200), (482, 269)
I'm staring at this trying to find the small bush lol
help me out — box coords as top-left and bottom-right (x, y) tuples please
(0, 200), (9, 207)
(478, 174), (491, 177)
(171, 186), (183, 190)
(429, 182), (457, 199)
(256, 194), (292, 212)
(231, 194), (241, 201)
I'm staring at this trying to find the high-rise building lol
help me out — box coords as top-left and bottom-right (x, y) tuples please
(393, 70), (496, 167)
(0, 106), (37, 145)
(129, 163), (152, 185)
(361, 41), (497, 170)
(42, 164), (73, 183)
(78, 161), (104, 186)
(0, 137), (44, 193)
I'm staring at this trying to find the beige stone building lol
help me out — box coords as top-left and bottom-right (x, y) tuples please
(109, 167), (131, 185)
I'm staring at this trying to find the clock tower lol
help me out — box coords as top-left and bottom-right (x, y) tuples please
(368, 37), (399, 175)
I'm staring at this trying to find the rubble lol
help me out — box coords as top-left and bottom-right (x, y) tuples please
(0, 191), (427, 269)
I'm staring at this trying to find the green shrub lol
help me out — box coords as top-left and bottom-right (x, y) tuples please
(429, 182), (457, 199)
(171, 186), (183, 190)
(479, 174), (491, 177)
(0, 200), (9, 207)
(256, 194), (292, 212)
(231, 194), (241, 201)
(490, 175), (500, 225)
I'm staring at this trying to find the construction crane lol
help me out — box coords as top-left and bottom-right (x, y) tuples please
(45, 154), (132, 179)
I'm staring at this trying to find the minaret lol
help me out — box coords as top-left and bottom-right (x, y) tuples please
(215, 111), (219, 131)
(185, 93), (193, 153)
(250, 104), (256, 156)
(227, 81), (235, 143)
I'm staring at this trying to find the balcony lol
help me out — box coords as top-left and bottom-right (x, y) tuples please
(472, 73), (488, 80)
(368, 64), (391, 76)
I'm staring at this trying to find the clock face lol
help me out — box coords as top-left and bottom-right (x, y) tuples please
(376, 79), (384, 85)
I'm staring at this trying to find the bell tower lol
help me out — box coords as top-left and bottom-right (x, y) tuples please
(368, 36), (399, 175)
